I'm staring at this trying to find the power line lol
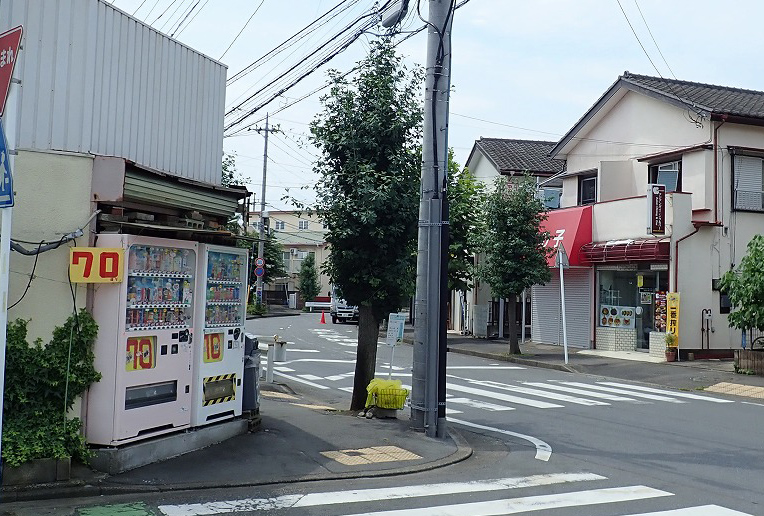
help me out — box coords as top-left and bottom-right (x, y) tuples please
(219, 0), (266, 61)
(632, 0), (677, 80)
(174, 0), (209, 36)
(152, 0), (182, 26)
(170, 0), (201, 37)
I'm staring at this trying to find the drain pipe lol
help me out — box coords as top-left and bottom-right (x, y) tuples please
(713, 116), (727, 224)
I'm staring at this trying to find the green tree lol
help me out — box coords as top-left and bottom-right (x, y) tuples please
(476, 175), (552, 354)
(720, 234), (764, 332)
(262, 229), (288, 286)
(309, 39), (423, 410)
(221, 152), (245, 187)
(298, 252), (321, 303)
(447, 152), (485, 294)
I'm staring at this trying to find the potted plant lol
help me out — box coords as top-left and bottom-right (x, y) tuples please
(665, 333), (678, 362)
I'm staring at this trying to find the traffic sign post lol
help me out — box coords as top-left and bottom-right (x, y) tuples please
(0, 24), (22, 484)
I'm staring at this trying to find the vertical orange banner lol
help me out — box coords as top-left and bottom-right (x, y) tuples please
(666, 292), (680, 346)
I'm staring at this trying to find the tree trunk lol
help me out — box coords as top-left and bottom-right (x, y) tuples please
(350, 304), (380, 411)
(508, 294), (520, 354)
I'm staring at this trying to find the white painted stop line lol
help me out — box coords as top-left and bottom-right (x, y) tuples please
(157, 472), (604, 515)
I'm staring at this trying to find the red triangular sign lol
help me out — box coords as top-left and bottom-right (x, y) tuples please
(0, 25), (23, 117)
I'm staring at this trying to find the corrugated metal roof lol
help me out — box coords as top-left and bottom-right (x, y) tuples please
(0, 0), (226, 185)
(124, 168), (241, 217)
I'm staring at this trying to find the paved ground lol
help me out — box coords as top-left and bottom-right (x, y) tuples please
(3, 309), (762, 503)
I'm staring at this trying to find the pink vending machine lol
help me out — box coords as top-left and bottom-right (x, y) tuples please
(191, 245), (248, 426)
(86, 234), (197, 446)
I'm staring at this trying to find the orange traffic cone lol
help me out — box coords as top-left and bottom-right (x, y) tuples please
(320, 311), (326, 324)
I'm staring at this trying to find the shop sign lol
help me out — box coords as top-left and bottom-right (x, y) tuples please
(126, 336), (156, 371)
(666, 292), (680, 344)
(70, 247), (124, 283)
(541, 205), (593, 267)
(0, 26), (23, 116)
(599, 305), (636, 329)
(386, 313), (406, 347)
(647, 184), (666, 235)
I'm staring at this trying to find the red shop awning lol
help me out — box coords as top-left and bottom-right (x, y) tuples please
(541, 205), (592, 267)
(580, 238), (670, 264)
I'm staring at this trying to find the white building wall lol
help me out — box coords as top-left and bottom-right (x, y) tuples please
(0, 0), (226, 185)
(8, 150), (92, 341)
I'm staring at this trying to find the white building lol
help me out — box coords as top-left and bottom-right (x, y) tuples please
(532, 72), (764, 359)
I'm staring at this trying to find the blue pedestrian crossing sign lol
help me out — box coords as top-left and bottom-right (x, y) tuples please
(0, 118), (13, 207)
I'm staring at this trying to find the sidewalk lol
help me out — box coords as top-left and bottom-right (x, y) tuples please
(1, 383), (470, 503)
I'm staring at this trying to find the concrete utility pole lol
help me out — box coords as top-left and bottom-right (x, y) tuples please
(412, 0), (453, 438)
(254, 114), (276, 304)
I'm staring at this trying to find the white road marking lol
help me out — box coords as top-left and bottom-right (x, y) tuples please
(623, 506), (753, 515)
(285, 349), (320, 353)
(741, 401), (764, 407)
(454, 377), (609, 406)
(297, 374), (323, 381)
(445, 408), (463, 414)
(273, 366), (294, 372)
(446, 366), (525, 370)
(325, 372), (355, 381)
(447, 397), (515, 411)
(338, 386), (354, 393)
(523, 382), (637, 401)
(278, 359), (356, 365)
(447, 383), (563, 409)
(346, 486), (671, 516)
(157, 473), (605, 515)
(273, 371), (329, 390)
(559, 382), (687, 403)
(598, 382), (736, 403)
(448, 417), (552, 461)
(373, 372), (410, 378)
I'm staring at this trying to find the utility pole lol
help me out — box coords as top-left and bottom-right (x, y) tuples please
(412, 0), (453, 438)
(254, 114), (277, 305)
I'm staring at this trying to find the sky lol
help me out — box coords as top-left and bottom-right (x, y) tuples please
(110, 0), (764, 211)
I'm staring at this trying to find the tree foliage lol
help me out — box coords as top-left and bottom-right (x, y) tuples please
(309, 39), (423, 410)
(447, 152), (485, 294)
(298, 252), (321, 303)
(720, 234), (764, 332)
(476, 175), (552, 353)
(261, 229), (288, 286)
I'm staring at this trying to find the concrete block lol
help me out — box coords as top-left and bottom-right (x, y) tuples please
(90, 419), (248, 475)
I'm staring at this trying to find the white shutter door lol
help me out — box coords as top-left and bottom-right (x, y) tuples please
(734, 155), (764, 211)
(532, 268), (592, 349)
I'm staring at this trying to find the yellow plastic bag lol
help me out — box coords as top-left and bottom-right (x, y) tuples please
(366, 378), (409, 409)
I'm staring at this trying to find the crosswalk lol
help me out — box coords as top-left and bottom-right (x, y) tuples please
(287, 329), (737, 415)
(156, 472), (752, 515)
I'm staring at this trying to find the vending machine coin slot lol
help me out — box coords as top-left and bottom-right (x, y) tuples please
(171, 344), (178, 354)
(172, 332), (179, 339)
(161, 345), (168, 355)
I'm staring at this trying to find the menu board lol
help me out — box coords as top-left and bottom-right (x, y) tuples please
(654, 291), (667, 332)
(599, 305), (636, 329)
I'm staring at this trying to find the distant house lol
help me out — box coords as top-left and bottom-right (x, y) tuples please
(249, 210), (330, 304)
(531, 71), (764, 358)
(460, 138), (565, 337)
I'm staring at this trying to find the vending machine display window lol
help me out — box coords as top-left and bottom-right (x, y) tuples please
(125, 380), (178, 410)
(205, 251), (244, 327)
(125, 245), (195, 331)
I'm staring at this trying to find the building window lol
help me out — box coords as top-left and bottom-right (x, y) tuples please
(298, 220), (309, 230)
(733, 155), (764, 212)
(578, 175), (597, 205)
(649, 161), (681, 192)
(275, 220), (285, 230)
(541, 187), (562, 209)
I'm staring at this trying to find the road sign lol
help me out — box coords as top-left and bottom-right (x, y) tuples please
(255, 257), (265, 267)
(0, 26), (23, 117)
(385, 313), (406, 347)
(254, 267), (265, 277)
(0, 120), (13, 207)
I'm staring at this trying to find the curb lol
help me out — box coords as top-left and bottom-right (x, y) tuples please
(3, 405), (473, 503)
(246, 311), (302, 320)
(447, 346), (578, 374)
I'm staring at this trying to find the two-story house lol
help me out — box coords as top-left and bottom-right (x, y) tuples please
(462, 138), (564, 338)
(249, 210), (331, 304)
(531, 71), (764, 359)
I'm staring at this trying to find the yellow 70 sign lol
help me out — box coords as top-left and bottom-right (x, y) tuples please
(69, 247), (124, 283)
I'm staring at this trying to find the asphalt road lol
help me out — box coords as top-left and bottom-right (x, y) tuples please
(5, 313), (762, 515)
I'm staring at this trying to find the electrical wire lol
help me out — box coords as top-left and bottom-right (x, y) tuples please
(632, 0), (677, 80)
(219, 0), (266, 61)
(8, 240), (44, 310)
(132, 0), (149, 15)
(170, 0), (201, 37)
(152, 0), (182, 25)
(174, 0), (209, 37)
(159, 0), (192, 32)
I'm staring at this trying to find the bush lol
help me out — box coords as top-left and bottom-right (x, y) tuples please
(2, 310), (101, 467)
(247, 302), (267, 316)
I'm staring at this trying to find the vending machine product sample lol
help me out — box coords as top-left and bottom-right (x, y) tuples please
(86, 234), (197, 446)
(191, 245), (248, 426)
